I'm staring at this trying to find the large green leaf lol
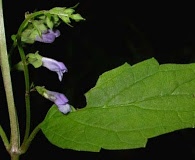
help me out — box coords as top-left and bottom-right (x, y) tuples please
(41, 58), (195, 152)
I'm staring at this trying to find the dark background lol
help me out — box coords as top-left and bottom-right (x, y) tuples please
(1, 0), (195, 159)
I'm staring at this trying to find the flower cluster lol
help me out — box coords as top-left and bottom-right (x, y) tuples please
(25, 51), (70, 114)
(19, 6), (85, 44)
(15, 6), (85, 114)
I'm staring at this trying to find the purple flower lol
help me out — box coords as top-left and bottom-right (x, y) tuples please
(35, 29), (60, 43)
(42, 57), (68, 81)
(44, 90), (71, 114)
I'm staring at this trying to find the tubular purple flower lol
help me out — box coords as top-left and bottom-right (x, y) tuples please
(42, 57), (68, 81)
(35, 29), (60, 43)
(44, 90), (71, 114)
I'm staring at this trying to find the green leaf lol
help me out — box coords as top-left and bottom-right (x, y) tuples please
(41, 58), (195, 152)
(12, 61), (24, 71)
(32, 20), (47, 36)
(21, 27), (37, 44)
(64, 8), (75, 15)
(45, 15), (54, 29)
(26, 52), (42, 68)
(49, 7), (85, 27)
(49, 7), (67, 16)
(43, 13), (61, 29)
(71, 13), (85, 22)
(21, 20), (47, 44)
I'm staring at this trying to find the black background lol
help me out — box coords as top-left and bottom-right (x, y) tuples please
(1, 0), (195, 159)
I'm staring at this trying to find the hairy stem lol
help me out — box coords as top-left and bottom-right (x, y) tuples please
(11, 154), (20, 160)
(0, 0), (20, 156)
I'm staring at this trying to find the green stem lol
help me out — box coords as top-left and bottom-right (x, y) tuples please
(0, 0), (20, 156)
(17, 42), (31, 143)
(8, 41), (17, 67)
(20, 122), (42, 153)
(9, 41), (17, 55)
(16, 10), (47, 145)
(0, 125), (10, 151)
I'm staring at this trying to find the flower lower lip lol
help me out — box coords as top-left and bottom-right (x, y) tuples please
(41, 57), (68, 81)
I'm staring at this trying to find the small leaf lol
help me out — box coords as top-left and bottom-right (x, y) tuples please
(71, 14), (85, 22)
(26, 52), (42, 68)
(64, 8), (75, 15)
(32, 20), (47, 36)
(21, 27), (37, 44)
(41, 58), (195, 152)
(11, 34), (17, 42)
(49, 7), (67, 17)
(12, 61), (24, 71)
(49, 7), (84, 27)
(51, 15), (60, 27)
(59, 15), (71, 25)
(21, 21), (47, 44)
(45, 14), (54, 29)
